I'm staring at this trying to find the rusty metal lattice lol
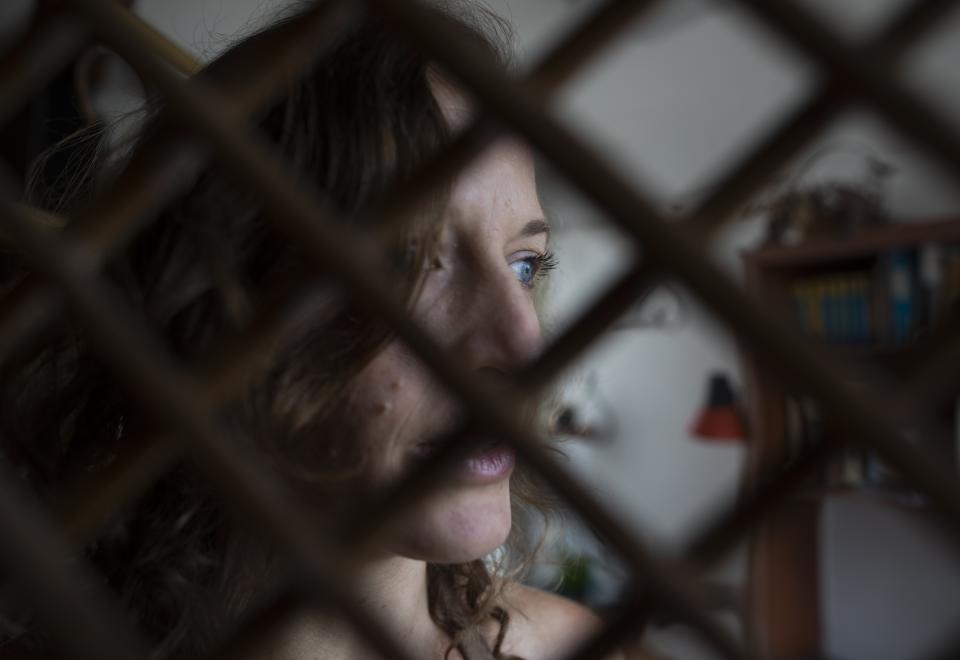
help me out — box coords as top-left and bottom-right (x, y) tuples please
(1, 0), (960, 659)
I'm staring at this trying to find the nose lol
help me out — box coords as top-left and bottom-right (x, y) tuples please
(464, 265), (543, 377)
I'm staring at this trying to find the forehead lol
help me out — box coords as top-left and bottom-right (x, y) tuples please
(432, 76), (544, 235)
(448, 138), (540, 219)
(451, 139), (536, 202)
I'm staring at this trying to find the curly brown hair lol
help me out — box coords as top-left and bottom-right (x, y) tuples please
(0, 2), (554, 659)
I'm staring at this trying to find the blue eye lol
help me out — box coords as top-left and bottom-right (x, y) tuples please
(510, 251), (557, 288)
(511, 258), (537, 286)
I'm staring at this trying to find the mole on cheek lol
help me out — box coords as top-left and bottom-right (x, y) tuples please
(390, 380), (402, 391)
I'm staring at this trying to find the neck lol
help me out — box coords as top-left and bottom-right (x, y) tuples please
(266, 555), (447, 660)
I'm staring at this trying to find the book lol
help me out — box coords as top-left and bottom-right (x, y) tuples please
(887, 249), (916, 343)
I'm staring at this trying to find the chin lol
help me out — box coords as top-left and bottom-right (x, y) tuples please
(386, 479), (513, 563)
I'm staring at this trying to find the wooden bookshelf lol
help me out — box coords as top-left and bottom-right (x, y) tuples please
(745, 217), (960, 268)
(739, 217), (960, 659)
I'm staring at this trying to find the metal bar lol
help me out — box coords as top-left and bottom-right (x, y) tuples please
(923, 626), (960, 660)
(7, 1), (958, 659)
(113, 8), (200, 76)
(368, 0), (960, 546)
(564, 346), (948, 657)
(528, 0), (663, 94)
(666, 13), (960, 630)
(73, 1), (952, 656)
(42, 2), (749, 656)
(0, 194), (421, 660)
(370, 0), (662, 241)
(273, 238), (750, 658)
(328, 414), (748, 658)
(196, 281), (342, 407)
(553, 441), (837, 660)
(171, 3), (960, 648)
(0, 12), (364, 560)
(873, 0), (960, 58)
(322, 364), (748, 656)
(559, 599), (648, 660)
(676, 341), (952, 569)
(46, 0), (668, 608)
(199, 13), (362, 116)
(688, 0), (960, 235)
(0, 16), (89, 129)
(51, 242), (648, 578)
(497, 426), (751, 660)
(11, 7), (668, 648)
(688, 0), (958, 233)
(55, 430), (180, 544)
(0, 274), (62, 368)
(0, 0), (362, 394)
(62, 128), (206, 264)
(732, 0), (960, 190)
(0, 130), (203, 353)
(896, 306), (960, 420)
(67, 0), (362, 256)
(197, 0), (672, 539)
(159, 1), (960, 660)
(0, 461), (148, 660)
(178, 0), (668, 434)
(651, 0), (960, 632)
(54, 283), (340, 546)
(687, 83), (844, 231)
(206, 589), (304, 660)
(519, 260), (661, 391)
(683, 435), (834, 567)
(364, 0), (960, 648)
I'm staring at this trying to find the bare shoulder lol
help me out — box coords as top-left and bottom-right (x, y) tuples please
(497, 582), (625, 660)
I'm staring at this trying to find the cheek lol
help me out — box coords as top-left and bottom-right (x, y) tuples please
(341, 343), (458, 484)
(295, 342), (514, 563)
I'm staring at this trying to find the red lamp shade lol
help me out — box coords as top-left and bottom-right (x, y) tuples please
(691, 373), (747, 442)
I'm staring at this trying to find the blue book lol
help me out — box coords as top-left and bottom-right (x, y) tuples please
(855, 275), (870, 343)
(888, 250), (916, 344)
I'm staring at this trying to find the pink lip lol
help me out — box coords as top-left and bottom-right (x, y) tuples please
(461, 444), (515, 484)
(412, 441), (516, 484)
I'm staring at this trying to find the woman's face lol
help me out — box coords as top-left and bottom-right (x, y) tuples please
(339, 136), (548, 563)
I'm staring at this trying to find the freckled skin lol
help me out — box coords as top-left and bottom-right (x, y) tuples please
(320, 137), (547, 564)
(268, 91), (617, 660)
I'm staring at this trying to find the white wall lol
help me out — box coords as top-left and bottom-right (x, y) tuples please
(821, 498), (960, 660)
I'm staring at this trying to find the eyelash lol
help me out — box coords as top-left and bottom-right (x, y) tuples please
(421, 249), (558, 287)
(520, 250), (558, 287)
(534, 250), (558, 278)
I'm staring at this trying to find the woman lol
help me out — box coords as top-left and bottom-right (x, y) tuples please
(1, 2), (622, 659)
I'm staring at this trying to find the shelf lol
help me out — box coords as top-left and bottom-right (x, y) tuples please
(744, 217), (960, 269)
(807, 340), (940, 378)
(739, 216), (960, 658)
(791, 485), (933, 513)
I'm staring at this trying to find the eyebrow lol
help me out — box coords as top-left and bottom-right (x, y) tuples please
(517, 218), (551, 239)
